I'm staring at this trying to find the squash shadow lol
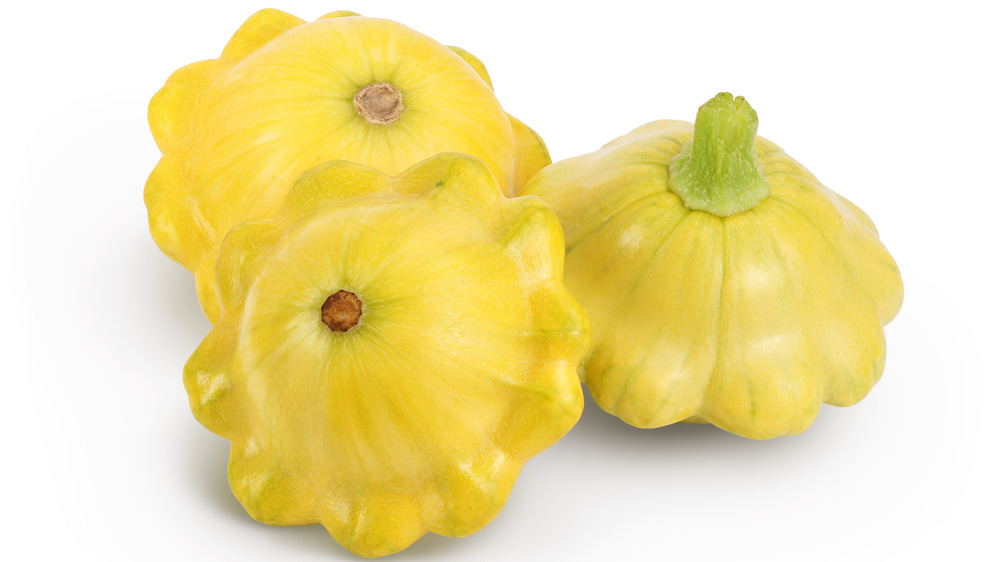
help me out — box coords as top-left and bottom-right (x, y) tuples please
(181, 425), (248, 523)
(129, 236), (211, 342)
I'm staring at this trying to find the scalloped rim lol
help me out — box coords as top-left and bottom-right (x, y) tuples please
(184, 153), (587, 556)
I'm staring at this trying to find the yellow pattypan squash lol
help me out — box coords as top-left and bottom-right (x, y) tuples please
(145, 8), (550, 323)
(184, 153), (588, 557)
(522, 93), (903, 439)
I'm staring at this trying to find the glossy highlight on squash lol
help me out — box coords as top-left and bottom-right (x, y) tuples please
(184, 153), (587, 557)
(145, 9), (550, 323)
(523, 93), (903, 439)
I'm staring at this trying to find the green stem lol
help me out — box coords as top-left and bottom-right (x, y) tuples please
(667, 92), (770, 216)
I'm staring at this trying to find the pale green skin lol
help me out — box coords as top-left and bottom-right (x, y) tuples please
(523, 93), (903, 439)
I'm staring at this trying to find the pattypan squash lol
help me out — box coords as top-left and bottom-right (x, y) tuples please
(145, 8), (549, 323)
(184, 153), (588, 557)
(522, 93), (903, 439)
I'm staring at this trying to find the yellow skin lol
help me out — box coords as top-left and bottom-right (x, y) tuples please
(145, 9), (550, 323)
(184, 153), (587, 558)
(523, 94), (903, 439)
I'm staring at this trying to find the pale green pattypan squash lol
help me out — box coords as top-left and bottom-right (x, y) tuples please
(523, 93), (903, 439)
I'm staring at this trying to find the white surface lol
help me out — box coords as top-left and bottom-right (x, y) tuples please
(3, 1), (997, 560)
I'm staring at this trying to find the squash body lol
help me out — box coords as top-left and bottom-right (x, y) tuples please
(145, 9), (549, 323)
(184, 153), (586, 557)
(522, 118), (903, 439)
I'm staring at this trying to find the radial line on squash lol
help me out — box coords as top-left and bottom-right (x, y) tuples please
(565, 187), (664, 254)
(697, 215), (729, 422)
(765, 193), (882, 315)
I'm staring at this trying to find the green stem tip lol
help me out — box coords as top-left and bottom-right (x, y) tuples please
(667, 92), (770, 217)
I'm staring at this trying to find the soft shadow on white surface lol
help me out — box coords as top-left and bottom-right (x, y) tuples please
(377, 533), (472, 560)
(182, 429), (246, 523)
(129, 236), (212, 344)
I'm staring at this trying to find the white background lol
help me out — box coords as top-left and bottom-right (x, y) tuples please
(3, 1), (997, 560)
